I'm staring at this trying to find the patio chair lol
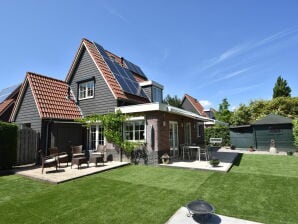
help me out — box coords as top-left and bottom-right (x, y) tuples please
(200, 147), (210, 161)
(49, 147), (69, 167)
(92, 144), (106, 159)
(71, 145), (85, 158)
(39, 150), (58, 174)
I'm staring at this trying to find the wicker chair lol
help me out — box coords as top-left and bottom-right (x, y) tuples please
(92, 144), (106, 160)
(71, 145), (85, 158)
(49, 147), (69, 167)
(39, 150), (58, 174)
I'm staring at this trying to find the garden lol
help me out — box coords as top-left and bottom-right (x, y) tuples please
(0, 154), (298, 224)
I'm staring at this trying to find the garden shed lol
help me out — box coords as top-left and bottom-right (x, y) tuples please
(230, 114), (294, 151)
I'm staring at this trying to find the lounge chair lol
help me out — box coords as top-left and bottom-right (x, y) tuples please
(49, 147), (69, 167)
(39, 150), (58, 174)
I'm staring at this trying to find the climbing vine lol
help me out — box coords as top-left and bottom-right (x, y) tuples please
(77, 110), (140, 153)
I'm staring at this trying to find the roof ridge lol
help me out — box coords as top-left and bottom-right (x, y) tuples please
(27, 71), (66, 84)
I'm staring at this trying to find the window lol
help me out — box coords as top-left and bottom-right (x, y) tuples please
(79, 80), (94, 100)
(124, 120), (145, 141)
(196, 122), (202, 137)
(184, 122), (191, 145)
(90, 125), (104, 150)
(152, 86), (162, 103)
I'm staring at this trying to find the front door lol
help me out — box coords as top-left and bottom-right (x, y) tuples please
(169, 121), (179, 157)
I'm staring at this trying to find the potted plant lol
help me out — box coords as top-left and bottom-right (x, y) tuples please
(161, 153), (170, 164)
(249, 146), (255, 152)
(287, 151), (293, 156)
(209, 158), (220, 167)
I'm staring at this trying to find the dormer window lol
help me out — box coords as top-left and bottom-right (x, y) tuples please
(152, 86), (162, 103)
(78, 80), (94, 100)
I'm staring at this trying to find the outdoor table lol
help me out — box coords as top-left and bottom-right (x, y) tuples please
(89, 153), (104, 166)
(186, 146), (201, 161)
(71, 157), (89, 169)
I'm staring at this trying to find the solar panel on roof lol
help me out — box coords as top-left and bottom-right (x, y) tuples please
(94, 42), (147, 98)
(0, 84), (19, 103)
(123, 59), (147, 79)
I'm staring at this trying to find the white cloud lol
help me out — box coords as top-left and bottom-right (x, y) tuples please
(199, 100), (212, 108)
(105, 7), (129, 23)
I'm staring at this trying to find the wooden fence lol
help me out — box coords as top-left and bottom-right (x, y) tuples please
(17, 128), (39, 165)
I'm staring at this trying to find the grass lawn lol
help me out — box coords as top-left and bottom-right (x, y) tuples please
(1, 154), (298, 224)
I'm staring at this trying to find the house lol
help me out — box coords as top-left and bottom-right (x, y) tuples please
(0, 84), (21, 122)
(11, 38), (212, 164)
(230, 114), (294, 151)
(10, 72), (83, 155)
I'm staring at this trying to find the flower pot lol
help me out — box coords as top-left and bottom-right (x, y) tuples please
(209, 159), (220, 167)
(287, 151), (293, 156)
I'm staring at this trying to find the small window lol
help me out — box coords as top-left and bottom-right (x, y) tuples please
(22, 123), (31, 129)
(79, 80), (94, 100)
(152, 86), (162, 103)
(124, 120), (145, 141)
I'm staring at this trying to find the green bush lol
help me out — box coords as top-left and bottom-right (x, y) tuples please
(204, 125), (230, 146)
(293, 119), (298, 148)
(0, 121), (18, 169)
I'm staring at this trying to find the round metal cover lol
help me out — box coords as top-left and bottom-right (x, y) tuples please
(187, 200), (215, 215)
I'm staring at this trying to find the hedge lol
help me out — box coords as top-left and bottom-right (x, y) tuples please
(0, 121), (18, 169)
(204, 125), (230, 146)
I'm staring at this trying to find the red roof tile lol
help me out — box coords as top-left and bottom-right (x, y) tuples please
(183, 94), (207, 117)
(0, 99), (14, 116)
(23, 72), (82, 119)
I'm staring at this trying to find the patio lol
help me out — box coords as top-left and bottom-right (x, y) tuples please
(15, 161), (130, 184)
(160, 148), (239, 172)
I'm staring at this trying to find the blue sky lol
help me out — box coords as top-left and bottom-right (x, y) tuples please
(0, 0), (297, 110)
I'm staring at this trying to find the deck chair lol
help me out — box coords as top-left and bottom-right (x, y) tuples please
(49, 147), (69, 167)
(39, 150), (58, 174)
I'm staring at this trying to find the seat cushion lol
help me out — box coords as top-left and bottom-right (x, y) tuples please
(45, 158), (56, 163)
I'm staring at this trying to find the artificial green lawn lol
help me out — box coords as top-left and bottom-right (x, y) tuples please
(1, 154), (298, 224)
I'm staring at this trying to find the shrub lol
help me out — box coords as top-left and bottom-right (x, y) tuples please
(204, 125), (230, 146)
(0, 121), (18, 169)
(293, 119), (298, 148)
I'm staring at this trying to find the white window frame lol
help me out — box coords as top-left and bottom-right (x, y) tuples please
(89, 124), (105, 150)
(79, 80), (94, 100)
(123, 119), (146, 142)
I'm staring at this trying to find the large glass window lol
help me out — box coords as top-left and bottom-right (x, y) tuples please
(152, 86), (162, 103)
(90, 125), (104, 150)
(184, 122), (191, 145)
(124, 120), (145, 141)
(79, 80), (94, 100)
(196, 122), (202, 137)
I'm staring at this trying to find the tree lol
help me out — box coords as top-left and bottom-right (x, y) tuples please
(163, 94), (182, 108)
(215, 98), (232, 124)
(273, 76), (291, 98)
(231, 104), (251, 125)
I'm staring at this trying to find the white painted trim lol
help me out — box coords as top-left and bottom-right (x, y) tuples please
(126, 116), (145, 121)
(139, 80), (164, 89)
(116, 102), (213, 122)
